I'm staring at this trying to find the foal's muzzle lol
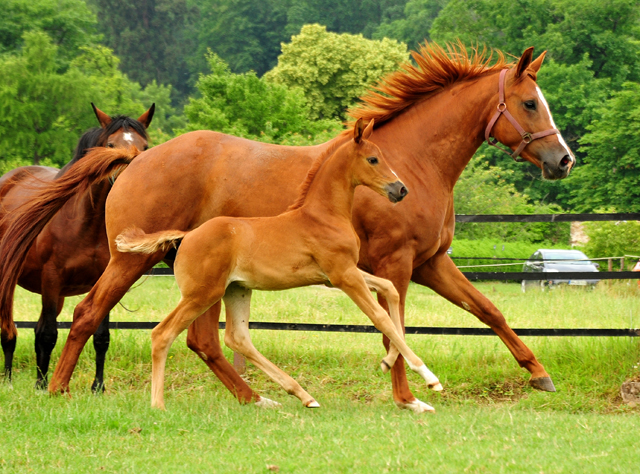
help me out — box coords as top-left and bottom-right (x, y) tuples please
(385, 181), (409, 203)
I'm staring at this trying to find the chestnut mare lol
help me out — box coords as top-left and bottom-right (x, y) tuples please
(0, 44), (574, 412)
(116, 119), (443, 410)
(0, 104), (154, 390)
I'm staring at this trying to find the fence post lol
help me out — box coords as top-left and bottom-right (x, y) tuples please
(233, 352), (246, 375)
(620, 257), (625, 271)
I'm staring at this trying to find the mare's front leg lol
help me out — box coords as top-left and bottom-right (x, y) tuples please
(186, 302), (262, 405)
(412, 254), (555, 391)
(34, 281), (65, 390)
(223, 285), (315, 408)
(91, 312), (110, 393)
(332, 266), (439, 412)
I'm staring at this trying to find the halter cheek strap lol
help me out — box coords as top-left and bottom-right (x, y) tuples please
(485, 69), (559, 162)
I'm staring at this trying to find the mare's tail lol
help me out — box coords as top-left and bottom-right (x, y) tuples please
(115, 227), (187, 254)
(0, 147), (140, 339)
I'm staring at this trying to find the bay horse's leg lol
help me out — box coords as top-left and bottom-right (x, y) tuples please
(151, 298), (214, 410)
(186, 303), (261, 404)
(91, 312), (110, 393)
(411, 255), (556, 392)
(1, 325), (17, 383)
(48, 255), (159, 395)
(332, 266), (440, 410)
(34, 287), (64, 390)
(223, 285), (312, 408)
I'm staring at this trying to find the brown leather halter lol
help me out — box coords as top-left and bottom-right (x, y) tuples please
(485, 69), (559, 162)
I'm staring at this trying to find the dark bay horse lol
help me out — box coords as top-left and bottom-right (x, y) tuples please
(0, 104), (154, 389)
(117, 119), (442, 410)
(0, 44), (574, 412)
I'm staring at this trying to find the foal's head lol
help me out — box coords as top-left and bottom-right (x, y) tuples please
(350, 119), (408, 203)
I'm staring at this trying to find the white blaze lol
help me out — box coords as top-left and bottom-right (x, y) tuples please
(535, 86), (572, 157)
(123, 132), (134, 143)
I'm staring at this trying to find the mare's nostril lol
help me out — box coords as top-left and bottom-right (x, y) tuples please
(400, 186), (408, 197)
(560, 155), (570, 167)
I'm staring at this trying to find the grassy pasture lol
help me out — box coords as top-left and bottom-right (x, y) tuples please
(1, 279), (639, 472)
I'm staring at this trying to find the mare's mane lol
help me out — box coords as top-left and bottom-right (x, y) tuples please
(347, 42), (512, 130)
(57, 115), (149, 178)
(287, 138), (346, 211)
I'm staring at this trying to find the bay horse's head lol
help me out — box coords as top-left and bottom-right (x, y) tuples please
(485, 48), (574, 180)
(351, 118), (408, 203)
(91, 103), (155, 152)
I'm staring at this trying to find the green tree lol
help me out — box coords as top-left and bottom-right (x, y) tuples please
(265, 24), (408, 120)
(373, 0), (447, 49)
(570, 83), (640, 212)
(181, 52), (341, 144)
(581, 217), (640, 262)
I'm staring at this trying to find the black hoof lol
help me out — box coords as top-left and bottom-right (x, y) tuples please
(34, 379), (48, 391)
(530, 376), (556, 392)
(91, 380), (105, 394)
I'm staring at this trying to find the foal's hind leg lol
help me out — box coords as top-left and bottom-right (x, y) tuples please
(223, 285), (317, 408)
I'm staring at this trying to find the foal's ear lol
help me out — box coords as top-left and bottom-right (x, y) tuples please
(529, 51), (546, 74)
(363, 118), (374, 140)
(354, 118), (366, 143)
(515, 47), (534, 78)
(92, 103), (112, 129)
(137, 103), (155, 129)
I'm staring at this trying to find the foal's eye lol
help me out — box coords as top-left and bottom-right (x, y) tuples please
(524, 100), (536, 111)
(367, 157), (379, 165)
(107, 143), (115, 148)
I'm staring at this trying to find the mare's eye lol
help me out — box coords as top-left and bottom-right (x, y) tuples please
(367, 157), (379, 165)
(107, 143), (115, 148)
(524, 100), (536, 111)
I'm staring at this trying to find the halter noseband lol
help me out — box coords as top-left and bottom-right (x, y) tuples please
(484, 69), (559, 162)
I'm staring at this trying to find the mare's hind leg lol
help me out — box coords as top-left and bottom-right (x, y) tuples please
(34, 288), (65, 390)
(186, 303), (262, 404)
(91, 312), (110, 393)
(223, 285), (316, 408)
(1, 325), (17, 383)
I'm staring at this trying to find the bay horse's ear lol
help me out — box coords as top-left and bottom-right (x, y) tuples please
(137, 103), (155, 129)
(354, 118), (366, 143)
(529, 51), (547, 74)
(515, 47), (534, 78)
(92, 103), (112, 129)
(363, 119), (374, 140)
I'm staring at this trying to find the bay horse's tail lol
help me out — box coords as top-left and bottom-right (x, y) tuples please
(115, 227), (187, 255)
(0, 147), (140, 339)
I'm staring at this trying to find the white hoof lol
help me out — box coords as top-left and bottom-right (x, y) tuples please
(255, 396), (281, 408)
(395, 399), (435, 414)
(380, 360), (391, 374)
(430, 382), (443, 392)
(413, 364), (441, 388)
(305, 400), (321, 408)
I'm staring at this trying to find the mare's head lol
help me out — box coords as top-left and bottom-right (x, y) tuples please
(350, 118), (408, 203)
(486, 48), (574, 180)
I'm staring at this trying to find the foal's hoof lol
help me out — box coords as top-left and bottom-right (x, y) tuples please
(395, 398), (435, 414)
(429, 382), (443, 392)
(305, 399), (320, 408)
(255, 396), (281, 408)
(380, 360), (392, 374)
(530, 376), (556, 392)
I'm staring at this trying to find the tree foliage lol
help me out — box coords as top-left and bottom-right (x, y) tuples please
(265, 24), (408, 120)
(181, 52), (341, 143)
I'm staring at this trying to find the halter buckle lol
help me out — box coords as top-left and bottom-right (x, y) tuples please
(522, 132), (532, 144)
(497, 103), (507, 112)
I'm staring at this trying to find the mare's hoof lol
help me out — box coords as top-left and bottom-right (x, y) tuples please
(395, 398), (435, 414)
(34, 380), (48, 391)
(91, 381), (105, 394)
(255, 396), (281, 408)
(380, 360), (392, 374)
(530, 376), (556, 392)
(305, 400), (320, 408)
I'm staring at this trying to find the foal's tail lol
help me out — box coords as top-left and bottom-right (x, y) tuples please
(115, 227), (187, 255)
(0, 147), (140, 339)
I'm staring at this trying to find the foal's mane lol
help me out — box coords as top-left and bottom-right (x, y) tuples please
(287, 138), (346, 211)
(347, 42), (511, 129)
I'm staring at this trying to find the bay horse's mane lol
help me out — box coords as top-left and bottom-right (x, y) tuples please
(286, 138), (345, 211)
(57, 115), (149, 178)
(346, 42), (512, 129)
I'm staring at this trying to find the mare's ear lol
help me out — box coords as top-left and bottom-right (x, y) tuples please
(354, 118), (365, 143)
(529, 51), (546, 74)
(363, 119), (374, 140)
(92, 103), (111, 128)
(515, 47), (534, 78)
(137, 103), (155, 129)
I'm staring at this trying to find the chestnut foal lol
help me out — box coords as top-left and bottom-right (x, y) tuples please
(116, 119), (442, 410)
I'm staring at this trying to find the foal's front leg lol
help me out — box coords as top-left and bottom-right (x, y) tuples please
(223, 285), (318, 408)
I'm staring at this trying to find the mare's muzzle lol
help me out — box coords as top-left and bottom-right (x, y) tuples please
(385, 181), (408, 203)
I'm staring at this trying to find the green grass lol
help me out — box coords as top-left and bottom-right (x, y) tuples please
(2, 279), (640, 472)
